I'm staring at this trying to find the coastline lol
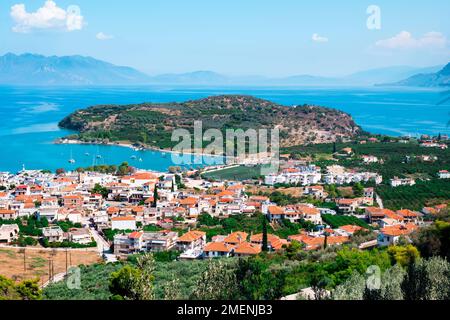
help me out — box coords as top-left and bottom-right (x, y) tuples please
(54, 138), (233, 160)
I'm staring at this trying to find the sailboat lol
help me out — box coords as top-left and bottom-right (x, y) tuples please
(95, 146), (102, 160)
(68, 150), (76, 164)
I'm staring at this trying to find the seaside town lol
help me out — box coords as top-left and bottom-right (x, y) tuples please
(1, 134), (448, 268)
(0, 125), (449, 303)
(1, 0), (450, 313)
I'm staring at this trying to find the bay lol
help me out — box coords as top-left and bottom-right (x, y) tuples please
(0, 85), (449, 173)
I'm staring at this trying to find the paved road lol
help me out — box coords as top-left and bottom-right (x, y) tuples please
(84, 219), (118, 263)
(90, 227), (110, 253)
(375, 193), (384, 209)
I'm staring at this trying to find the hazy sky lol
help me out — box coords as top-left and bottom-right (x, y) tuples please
(1, 0), (449, 76)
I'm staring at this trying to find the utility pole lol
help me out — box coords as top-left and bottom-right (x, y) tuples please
(23, 248), (26, 272)
(51, 259), (54, 283)
(48, 258), (51, 284)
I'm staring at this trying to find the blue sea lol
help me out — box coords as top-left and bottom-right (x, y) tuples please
(0, 85), (449, 173)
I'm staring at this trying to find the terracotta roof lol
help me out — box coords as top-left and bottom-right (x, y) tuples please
(123, 172), (159, 180)
(111, 216), (135, 221)
(129, 231), (143, 239)
(107, 207), (120, 214)
(296, 205), (320, 215)
(250, 233), (284, 250)
(178, 197), (198, 206)
(249, 196), (269, 202)
(216, 190), (234, 197)
(339, 225), (366, 234)
(224, 232), (248, 244)
(227, 185), (244, 191)
(64, 194), (83, 200)
(268, 206), (284, 215)
(233, 242), (261, 255)
(203, 241), (234, 253)
(396, 209), (420, 218)
(288, 233), (310, 242)
(219, 197), (233, 203)
(302, 236), (350, 249)
(131, 206), (145, 213)
(337, 198), (358, 205)
(0, 209), (15, 215)
(366, 207), (402, 220)
(177, 230), (205, 242)
(381, 224), (418, 237)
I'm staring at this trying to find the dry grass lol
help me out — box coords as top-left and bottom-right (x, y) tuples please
(245, 185), (304, 197)
(0, 247), (101, 285)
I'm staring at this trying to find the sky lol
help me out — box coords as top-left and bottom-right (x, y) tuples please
(0, 0), (449, 77)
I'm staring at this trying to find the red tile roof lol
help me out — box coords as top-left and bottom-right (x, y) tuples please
(381, 224), (418, 237)
(203, 242), (234, 253)
(233, 242), (262, 255)
(177, 230), (205, 242)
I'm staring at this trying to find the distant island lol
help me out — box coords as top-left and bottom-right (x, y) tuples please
(58, 95), (361, 151)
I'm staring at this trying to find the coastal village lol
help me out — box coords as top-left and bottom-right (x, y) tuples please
(1, 134), (448, 281)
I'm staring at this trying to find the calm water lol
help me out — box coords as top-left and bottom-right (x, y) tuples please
(0, 85), (449, 173)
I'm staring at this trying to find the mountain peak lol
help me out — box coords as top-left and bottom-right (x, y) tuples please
(439, 62), (450, 76)
(384, 62), (450, 87)
(0, 53), (151, 85)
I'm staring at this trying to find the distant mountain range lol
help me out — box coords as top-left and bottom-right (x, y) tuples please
(0, 53), (446, 87)
(0, 53), (151, 85)
(383, 63), (450, 88)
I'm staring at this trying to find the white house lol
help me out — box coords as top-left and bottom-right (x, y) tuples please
(438, 170), (450, 179)
(0, 224), (19, 243)
(378, 224), (418, 247)
(111, 216), (137, 231)
(362, 155), (379, 164)
(390, 177), (416, 187)
(68, 228), (93, 244)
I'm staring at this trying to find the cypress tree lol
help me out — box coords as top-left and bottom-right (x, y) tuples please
(152, 185), (158, 208)
(262, 216), (269, 252)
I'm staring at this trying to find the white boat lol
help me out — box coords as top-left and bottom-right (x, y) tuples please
(68, 150), (76, 164)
